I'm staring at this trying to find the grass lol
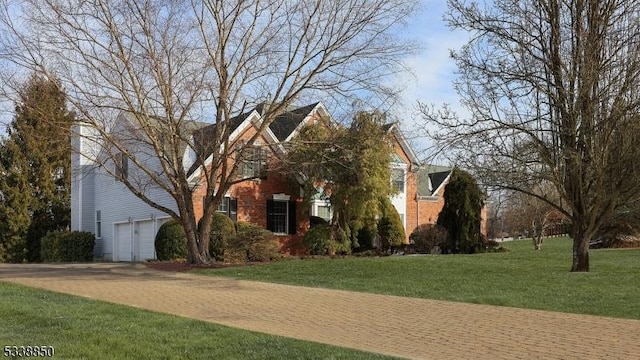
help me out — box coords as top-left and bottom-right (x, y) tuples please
(0, 282), (394, 360)
(193, 237), (640, 319)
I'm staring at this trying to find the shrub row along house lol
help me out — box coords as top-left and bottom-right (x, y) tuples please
(71, 102), (459, 261)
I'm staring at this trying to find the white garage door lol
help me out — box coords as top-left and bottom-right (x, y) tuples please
(115, 223), (132, 262)
(134, 220), (156, 261)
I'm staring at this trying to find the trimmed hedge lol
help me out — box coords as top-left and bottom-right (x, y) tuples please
(154, 220), (187, 261)
(41, 231), (95, 262)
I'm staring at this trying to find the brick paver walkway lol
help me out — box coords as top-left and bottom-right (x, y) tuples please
(1, 263), (639, 359)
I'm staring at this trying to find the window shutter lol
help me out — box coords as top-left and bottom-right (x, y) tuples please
(288, 201), (297, 235)
(229, 198), (238, 222)
(266, 199), (274, 231)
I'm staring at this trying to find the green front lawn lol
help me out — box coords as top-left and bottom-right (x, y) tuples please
(0, 282), (394, 359)
(194, 238), (640, 319)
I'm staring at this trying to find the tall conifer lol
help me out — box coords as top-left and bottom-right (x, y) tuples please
(0, 74), (74, 262)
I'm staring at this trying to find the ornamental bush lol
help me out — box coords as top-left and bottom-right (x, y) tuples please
(60, 231), (95, 261)
(41, 231), (95, 262)
(227, 222), (281, 263)
(154, 220), (187, 261)
(302, 223), (332, 255)
(409, 224), (448, 254)
(378, 197), (406, 249)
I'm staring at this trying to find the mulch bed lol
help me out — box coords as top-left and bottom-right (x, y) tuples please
(144, 261), (264, 272)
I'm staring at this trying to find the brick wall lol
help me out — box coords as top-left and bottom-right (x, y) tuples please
(191, 119), (309, 254)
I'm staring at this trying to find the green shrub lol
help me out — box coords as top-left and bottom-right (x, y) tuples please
(302, 224), (332, 255)
(410, 224), (448, 254)
(60, 231), (95, 261)
(154, 220), (187, 261)
(355, 222), (378, 251)
(477, 238), (508, 253)
(41, 231), (95, 262)
(41, 231), (65, 262)
(302, 224), (352, 255)
(378, 197), (406, 249)
(0, 234), (27, 263)
(198, 213), (236, 262)
(227, 222), (281, 263)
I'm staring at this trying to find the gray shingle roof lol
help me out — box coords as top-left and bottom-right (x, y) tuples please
(417, 166), (452, 196)
(268, 102), (319, 141)
(186, 108), (256, 176)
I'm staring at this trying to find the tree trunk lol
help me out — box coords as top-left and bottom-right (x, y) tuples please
(184, 221), (211, 265)
(534, 235), (543, 250)
(571, 235), (590, 272)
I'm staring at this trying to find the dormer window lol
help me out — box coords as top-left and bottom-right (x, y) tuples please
(115, 152), (128, 180)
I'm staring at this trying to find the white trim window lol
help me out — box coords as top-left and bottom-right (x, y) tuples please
(266, 195), (296, 235)
(311, 200), (332, 222)
(391, 167), (405, 193)
(215, 196), (238, 221)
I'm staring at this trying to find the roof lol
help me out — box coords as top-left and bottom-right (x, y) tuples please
(382, 124), (420, 168)
(268, 102), (320, 142)
(117, 111), (209, 159)
(417, 165), (452, 197)
(186, 108), (256, 177)
(381, 122), (396, 133)
(185, 102), (320, 178)
(191, 109), (253, 156)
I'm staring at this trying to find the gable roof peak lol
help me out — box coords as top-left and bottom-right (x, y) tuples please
(268, 102), (322, 142)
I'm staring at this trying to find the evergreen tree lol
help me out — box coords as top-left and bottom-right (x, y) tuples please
(0, 74), (73, 262)
(437, 169), (484, 254)
(378, 196), (406, 250)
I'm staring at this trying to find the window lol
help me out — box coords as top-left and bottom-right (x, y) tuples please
(270, 201), (288, 234)
(391, 168), (405, 193)
(239, 145), (267, 179)
(215, 197), (238, 221)
(317, 205), (331, 221)
(266, 199), (296, 235)
(115, 152), (128, 180)
(96, 210), (102, 238)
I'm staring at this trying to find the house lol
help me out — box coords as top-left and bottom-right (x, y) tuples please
(71, 102), (456, 261)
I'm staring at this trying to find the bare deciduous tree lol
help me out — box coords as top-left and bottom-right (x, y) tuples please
(422, 0), (640, 271)
(0, 0), (418, 264)
(502, 184), (565, 250)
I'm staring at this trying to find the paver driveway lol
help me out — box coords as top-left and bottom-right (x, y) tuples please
(1, 263), (640, 359)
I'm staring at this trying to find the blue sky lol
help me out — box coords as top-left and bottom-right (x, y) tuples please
(395, 1), (470, 127)
(391, 0), (471, 160)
